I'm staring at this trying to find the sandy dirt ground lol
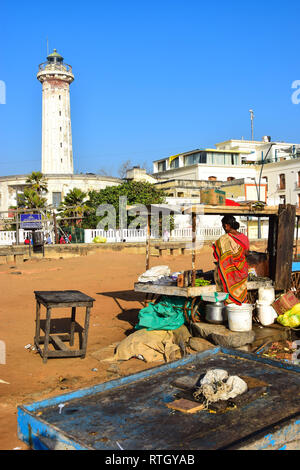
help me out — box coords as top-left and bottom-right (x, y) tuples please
(0, 243), (265, 450)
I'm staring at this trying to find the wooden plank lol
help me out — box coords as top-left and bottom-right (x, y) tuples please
(166, 398), (205, 414)
(50, 334), (69, 351)
(46, 349), (85, 358)
(35, 300), (94, 309)
(34, 291), (95, 304)
(184, 205), (279, 216)
(134, 280), (273, 298)
(275, 204), (296, 290)
(35, 334), (71, 344)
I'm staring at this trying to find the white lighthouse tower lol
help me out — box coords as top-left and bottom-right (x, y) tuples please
(37, 49), (74, 174)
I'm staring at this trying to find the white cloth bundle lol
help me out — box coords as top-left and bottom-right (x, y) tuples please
(138, 265), (171, 283)
(194, 368), (248, 404)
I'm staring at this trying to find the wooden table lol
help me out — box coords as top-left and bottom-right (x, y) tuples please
(34, 290), (95, 364)
(134, 280), (273, 322)
(134, 280), (273, 297)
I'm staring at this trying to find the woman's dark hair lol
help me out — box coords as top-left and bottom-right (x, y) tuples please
(221, 215), (240, 230)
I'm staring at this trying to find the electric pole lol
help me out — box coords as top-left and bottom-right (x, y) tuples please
(249, 109), (254, 141)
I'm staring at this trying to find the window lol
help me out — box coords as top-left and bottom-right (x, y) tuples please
(59, 111), (61, 116)
(52, 192), (62, 208)
(184, 152), (207, 166)
(157, 161), (167, 172)
(60, 143), (62, 148)
(298, 171), (300, 188)
(59, 95), (61, 100)
(170, 157), (179, 169)
(279, 174), (286, 190)
(279, 195), (286, 205)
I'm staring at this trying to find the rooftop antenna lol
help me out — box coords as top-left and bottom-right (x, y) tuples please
(249, 109), (254, 141)
(46, 38), (49, 56)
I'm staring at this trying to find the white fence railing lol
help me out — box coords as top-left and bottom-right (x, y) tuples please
(0, 230), (33, 245)
(84, 226), (248, 243)
(0, 225), (287, 246)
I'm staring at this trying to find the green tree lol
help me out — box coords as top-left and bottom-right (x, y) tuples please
(58, 188), (88, 226)
(16, 171), (49, 212)
(25, 171), (48, 195)
(83, 181), (173, 232)
(17, 189), (48, 211)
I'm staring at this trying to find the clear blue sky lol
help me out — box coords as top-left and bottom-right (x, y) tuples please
(1, 0), (300, 176)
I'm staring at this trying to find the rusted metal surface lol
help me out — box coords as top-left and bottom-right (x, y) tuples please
(17, 348), (300, 450)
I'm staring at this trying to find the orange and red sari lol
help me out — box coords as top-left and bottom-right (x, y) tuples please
(212, 232), (249, 305)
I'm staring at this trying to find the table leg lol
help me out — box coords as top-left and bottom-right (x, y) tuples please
(34, 301), (41, 345)
(43, 307), (52, 364)
(70, 307), (76, 346)
(81, 307), (91, 359)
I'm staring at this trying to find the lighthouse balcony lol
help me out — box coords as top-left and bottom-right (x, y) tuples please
(38, 62), (73, 73)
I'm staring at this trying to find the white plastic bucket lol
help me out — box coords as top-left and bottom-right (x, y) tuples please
(256, 301), (277, 326)
(226, 303), (253, 332)
(258, 286), (275, 304)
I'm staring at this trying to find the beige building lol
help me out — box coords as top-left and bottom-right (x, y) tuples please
(0, 173), (121, 214)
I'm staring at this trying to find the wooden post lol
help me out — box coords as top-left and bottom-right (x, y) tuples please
(34, 301), (41, 345)
(191, 211), (196, 286)
(81, 307), (91, 359)
(295, 216), (299, 260)
(15, 209), (19, 245)
(146, 211), (151, 271)
(274, 204), (296, 290)
(267, 214), (277, 283)
(53, 212), (59, 244)
(70, 307), (76, 346)
(43, 307), (52, 364)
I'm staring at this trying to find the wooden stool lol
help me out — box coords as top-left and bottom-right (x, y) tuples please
(34, 290), (95, 364)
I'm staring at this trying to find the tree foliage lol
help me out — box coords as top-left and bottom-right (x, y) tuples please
(17, 171), (48, 211)
(57, 188), (88, 226)
(83, 181), (168, 229)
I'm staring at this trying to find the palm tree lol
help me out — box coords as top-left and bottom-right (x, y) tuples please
(17, 189), (48, 211)
(26, 171), (48, 195)
(58, 188), (88, 226)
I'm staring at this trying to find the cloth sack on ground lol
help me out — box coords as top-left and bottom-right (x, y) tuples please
(136, 295), (192, 331)
(138, 265), (170, 283)
(114, 328), (183, 363)
(193, 368), (248, 405)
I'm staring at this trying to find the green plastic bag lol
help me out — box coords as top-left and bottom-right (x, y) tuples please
(135, 295), (192, 331)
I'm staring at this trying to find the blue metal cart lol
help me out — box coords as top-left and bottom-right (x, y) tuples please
(17, 347), (300, 450)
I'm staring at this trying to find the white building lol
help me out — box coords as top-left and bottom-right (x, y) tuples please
(152, 137), (300, 207)
(216, 137), (300, 206)
(153, 148), (258, 182)
(215, 136), (300, 164)
(262, 159), (300, 206)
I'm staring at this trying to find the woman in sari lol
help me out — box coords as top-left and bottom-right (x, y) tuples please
(212, 215), (250, 305)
